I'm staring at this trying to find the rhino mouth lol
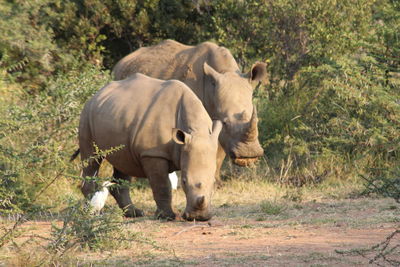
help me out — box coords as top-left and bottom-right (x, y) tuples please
(232, 157), (259, 167)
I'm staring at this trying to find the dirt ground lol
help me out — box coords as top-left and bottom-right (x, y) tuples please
(3, 197), (399, 266)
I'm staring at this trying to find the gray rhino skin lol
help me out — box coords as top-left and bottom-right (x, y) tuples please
(113, 40), (267, 178)
(79, 73), (222, 221)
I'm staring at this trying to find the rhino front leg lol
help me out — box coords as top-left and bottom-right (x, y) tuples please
(141, 157), (175, 220)
(215, 142), (226, 187)
(109, 168), (144, 218)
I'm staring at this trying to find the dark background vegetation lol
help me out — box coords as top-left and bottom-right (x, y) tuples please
(0, 0), (399, 213)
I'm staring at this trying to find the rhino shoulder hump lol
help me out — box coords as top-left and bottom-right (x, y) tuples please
(162, 79), (188, 94)
(160, 39), (181, 46)
(198, 41), (218, 50)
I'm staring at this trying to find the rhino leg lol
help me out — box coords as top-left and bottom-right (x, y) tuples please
(215, 143), (226, 188)
(80, 158), (102, 198)
(141, 158), (175, 220)
(109, 168), (144, 218)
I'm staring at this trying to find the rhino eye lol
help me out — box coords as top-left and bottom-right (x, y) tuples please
(196, 183), (202, 189)
(182, 178), (187, 185)
(234, 111), (249, 121)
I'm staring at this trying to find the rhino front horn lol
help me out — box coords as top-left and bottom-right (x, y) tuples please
(245, 106), (259, 142)
(196, 196), (205, 208)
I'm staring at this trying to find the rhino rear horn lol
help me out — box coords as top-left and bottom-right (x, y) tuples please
(203, 62), (221, 84)
(211, 120), (223, 140)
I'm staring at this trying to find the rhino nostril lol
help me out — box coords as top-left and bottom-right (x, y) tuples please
(196, 196), (205, 207)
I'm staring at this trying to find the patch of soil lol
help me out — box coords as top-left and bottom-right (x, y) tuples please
(144, 220), (398, 266)
(2, 198), (399, 266)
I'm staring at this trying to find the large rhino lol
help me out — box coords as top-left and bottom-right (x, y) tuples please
(77, 73), (222, 220)
(113, 40), (267, 178)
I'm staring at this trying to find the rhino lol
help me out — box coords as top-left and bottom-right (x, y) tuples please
(113, 40), (267, 179)
(77, 73), (222, 220)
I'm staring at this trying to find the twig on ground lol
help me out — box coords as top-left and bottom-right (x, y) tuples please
(173, 224), (206, 236)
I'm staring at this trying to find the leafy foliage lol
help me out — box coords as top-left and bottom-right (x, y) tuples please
(0, 64), (110, 214)
(49, 200), (136, 252)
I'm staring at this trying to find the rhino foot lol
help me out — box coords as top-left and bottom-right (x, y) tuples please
(124, 207), (144, 218)
(155, 209), (176, 221)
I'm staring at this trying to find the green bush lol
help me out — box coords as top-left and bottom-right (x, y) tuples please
(49, 199), (136, 252)
(0, 65), (111, 214)
(258, 54), (400, 183)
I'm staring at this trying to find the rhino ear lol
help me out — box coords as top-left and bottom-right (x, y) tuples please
(203, 62), (221, 85)
(172, 128), (192, 145)
(248, 62), (267, 83)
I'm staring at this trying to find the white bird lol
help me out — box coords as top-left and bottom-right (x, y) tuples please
(89, 181), (115, 214)
(169, 172), (178, 190)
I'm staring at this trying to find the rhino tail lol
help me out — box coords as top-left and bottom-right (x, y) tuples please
(70, 149), (80, 162)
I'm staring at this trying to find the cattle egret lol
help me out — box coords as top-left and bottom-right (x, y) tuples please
(169, 172), (178, 190)
(89, 181), (115, 214)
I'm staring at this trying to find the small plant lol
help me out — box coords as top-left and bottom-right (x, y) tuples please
(260, 200), (285, 215)
(49, 199), (136, 254)
(283, 187), (303, 202)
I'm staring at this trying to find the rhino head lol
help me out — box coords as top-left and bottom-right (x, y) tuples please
(203, 62), (267, 166)
(172, 121), (223, 221)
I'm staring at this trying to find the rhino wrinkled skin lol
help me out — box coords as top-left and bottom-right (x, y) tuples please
(113, 40), (267, 178)
(78, 73), (222, 221)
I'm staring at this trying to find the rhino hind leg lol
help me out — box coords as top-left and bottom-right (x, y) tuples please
(80, 158), (102, 198)
(109, 168), (144, 218)
(141, 158), (175, 220)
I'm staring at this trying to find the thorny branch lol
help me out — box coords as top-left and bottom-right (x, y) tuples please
(336, 229), (400, 267)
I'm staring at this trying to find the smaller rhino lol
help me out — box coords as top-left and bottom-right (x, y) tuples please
(77, 73), (222, 221)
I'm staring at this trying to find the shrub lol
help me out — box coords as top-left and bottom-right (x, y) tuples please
(0, 65), (111, 214)
(49, 199), (136, 253)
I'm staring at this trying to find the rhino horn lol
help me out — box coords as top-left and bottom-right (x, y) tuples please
(245, 106), (259, 142)
(211, 120), (223, 139)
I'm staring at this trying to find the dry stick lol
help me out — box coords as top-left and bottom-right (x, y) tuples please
(34, 169), (65, 200)
(173, 224), (206, 236)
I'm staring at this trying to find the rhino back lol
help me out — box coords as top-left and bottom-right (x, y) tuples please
(83, 73), (211, 176)
(113, 40), (190, 81)
(112, 40), (240, 100)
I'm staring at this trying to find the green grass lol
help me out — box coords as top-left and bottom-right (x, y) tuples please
(260, 200), (285, 215)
